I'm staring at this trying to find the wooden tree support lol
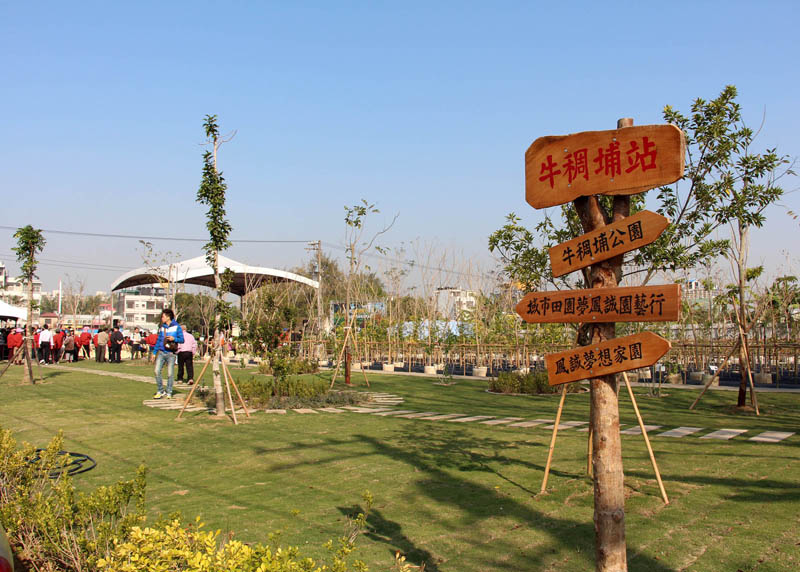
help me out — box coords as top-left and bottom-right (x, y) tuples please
(540, 384), (568, 493)
(329, 326), (370, 388)
(177, 339), (250, 422)
(542, 377), (669, 506)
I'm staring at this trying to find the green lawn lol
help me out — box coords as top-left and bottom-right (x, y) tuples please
(1, 361), (799, 571)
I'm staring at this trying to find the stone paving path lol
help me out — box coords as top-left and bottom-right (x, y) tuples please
(96, 373), (792, 444)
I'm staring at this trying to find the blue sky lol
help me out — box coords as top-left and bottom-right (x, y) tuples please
(2, 1), (798, 292)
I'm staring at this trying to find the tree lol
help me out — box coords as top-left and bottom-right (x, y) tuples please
(12, 225), (46, 384)
(662, 86), (793, 407)
(196, 114), (234, 417)
(63, 274), (87, 330)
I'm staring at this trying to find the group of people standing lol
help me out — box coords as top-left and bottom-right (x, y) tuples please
(0, 310), (198, 394)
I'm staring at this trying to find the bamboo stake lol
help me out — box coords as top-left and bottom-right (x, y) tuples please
(689, 340), (740, 410)
(540, 384), (568, 493)
(0, 345), (23, 379)
(221, 360), (238, 425)
(177, 357), (212, 419)
(622, 372), (669, 505)
(224, 362), (251, 418)
(329, 327), (351, 388)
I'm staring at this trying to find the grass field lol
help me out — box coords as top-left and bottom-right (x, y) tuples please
(1, 360), (799, 571)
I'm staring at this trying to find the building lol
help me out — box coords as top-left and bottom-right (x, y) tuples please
(683, 279), (722, 303)
(0, 260), (43, 320)
(435, 287), (477, 320)
(113, 286), (168, 331)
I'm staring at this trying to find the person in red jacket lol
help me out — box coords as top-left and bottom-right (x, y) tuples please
(145, 331), (158, 363)
(6, 328), (22, 364)
(80, 330), (92, 359)
(52, 329), (64, 363)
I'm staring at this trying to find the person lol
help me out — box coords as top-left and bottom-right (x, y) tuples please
(63, 330), (75, 362)
(176, 326), (197, 385)
(6, 327), (22, 364)
(144, 330), (158, 362)
(38, 324), (53, 365)
(52, 328), (64, 363)
(80, 329), (92, 359)
(131, 327), (142, 360)
(152, 309), (184, 399)
(109, 326), (124, 363)
(96, 328), (109, 363)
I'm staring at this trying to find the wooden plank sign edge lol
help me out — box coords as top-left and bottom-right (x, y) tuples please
(544, 331), (671, 386)
(515, 283), (681, 324)
(548, 210), (670, 277)
(525, 124), (685, 209)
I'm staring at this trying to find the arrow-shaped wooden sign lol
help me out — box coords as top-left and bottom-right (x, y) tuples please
(525, 124), (685, 209)
(549, 210), (669, 278)
(515, 284), (680, 324)
(544, 331), (671, 385)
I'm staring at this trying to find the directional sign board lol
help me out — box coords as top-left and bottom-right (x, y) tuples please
(549, 210), (669, 277)
(525, 124), (685, 209)
(544, 331), (671, 385)
(515, 284), (680, 324)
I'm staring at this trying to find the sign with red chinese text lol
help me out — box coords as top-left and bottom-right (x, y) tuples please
(515, 284), (680, 324)
(544, 331), (671, 385)
(525, 124), (685, 209)
(549, 210), (669, 277)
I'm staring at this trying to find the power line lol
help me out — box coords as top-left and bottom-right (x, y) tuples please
(0, 225), (314, 244)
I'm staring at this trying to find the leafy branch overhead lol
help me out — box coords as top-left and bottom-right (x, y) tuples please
(196, 114), (233, 267)
(490, 86), (795, 290)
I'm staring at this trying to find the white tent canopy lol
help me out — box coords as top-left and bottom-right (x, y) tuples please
(0, 300), (26, 321)
(110, 254), (319, 296)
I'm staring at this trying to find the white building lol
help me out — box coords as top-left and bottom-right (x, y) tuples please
(113, 286), (168, 331)
(435, 287), (477, 320)
(0, 260), (43, 309)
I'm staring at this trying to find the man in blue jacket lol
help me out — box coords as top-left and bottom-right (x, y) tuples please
(152, 308), (184, 399)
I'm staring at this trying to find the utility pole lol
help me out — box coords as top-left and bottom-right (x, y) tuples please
(306, 241), (324, 356)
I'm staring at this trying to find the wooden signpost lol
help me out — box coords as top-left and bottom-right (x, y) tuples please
(519, 118), (685, 572)
(525, 124), (685, 208)
(515, 284), (680, 324)
(549, 210), (669, 277)
(544, 331), (671, 385)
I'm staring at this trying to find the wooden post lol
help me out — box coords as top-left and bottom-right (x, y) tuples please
(540, 384), (568, 493)
(621, 372), (669, 505)
(577, 117), (632, 572)
(177, 357), (212, 419)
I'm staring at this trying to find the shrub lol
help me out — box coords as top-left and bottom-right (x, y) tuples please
(257, 351), (319, 378)
(0, 428), (146, 571)
(236, 376), (366, 409)
(1, 427), (373, 571)
(489, 371), (581, 395)
(96, 515), (369, 572)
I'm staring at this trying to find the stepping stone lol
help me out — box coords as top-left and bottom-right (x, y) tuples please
(341, 407), (393, 413)
(448, 415), (495, 423)
(621, 425), (662, 435)
(509, 418), (553, 428)
(543, 421), (589, 430)
(422, 413), (468, 421)
(480, 417), (524, 425)
(263, 409), (286, 414)
(317, 407), (345, 413)
(699, 429), (747, 440)
(292, 408), (318, 414)
(395, 412), (439, 419)
(749, 431), (795, 443)
(658, 426), (703, 438)
(373, 410), (416, 416)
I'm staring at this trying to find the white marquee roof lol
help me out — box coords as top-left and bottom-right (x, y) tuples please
(0, 300), (26, 320)
(110, 254), (318, 296)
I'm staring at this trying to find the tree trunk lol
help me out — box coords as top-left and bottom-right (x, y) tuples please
(573, 117), (632, 572)
(736, 222), (751, 407)
(212, 251), (226, 417)
(23, 274), (35, 384)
